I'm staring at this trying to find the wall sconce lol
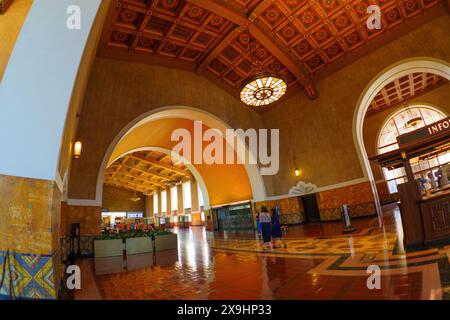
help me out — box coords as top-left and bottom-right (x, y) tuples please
(293, 155), (301, 177)
(73, 140), (82, 159)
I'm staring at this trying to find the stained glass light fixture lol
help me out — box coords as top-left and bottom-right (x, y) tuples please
(240, 72), (287, 107)
(239, 26), (287, 107)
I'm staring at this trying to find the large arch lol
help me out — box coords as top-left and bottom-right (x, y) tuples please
(353, 57), (450, 219)
(67, 106), (267, 207)
(109, 146), (211, 209)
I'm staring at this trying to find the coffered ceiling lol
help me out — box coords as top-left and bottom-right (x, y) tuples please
(99, 0), (445, 110)
(105, 150), (190, 195)
(367, 72), (448, 116)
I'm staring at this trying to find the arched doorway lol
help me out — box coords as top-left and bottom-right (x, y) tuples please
(352, 57), (450, 220)
(89, 106), (267, 208)
(376, 104), (448, 194)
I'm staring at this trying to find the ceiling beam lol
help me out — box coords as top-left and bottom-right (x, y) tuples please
(186, 0), (318, 99)
(380, 88), (391, 107)
(109, 163), (178, 182)
(106, 181), (154, 195)
(105, 177), (153, 191)
(248, 0), (276, 22)
(408, 74), (415, 97)
(108, 176), (157, 192)
(197, 26), (243, 74)
(112, 170), (167, 188)
(393, 78), (404, 103)
(108, 156), (129, 181)
(130, 154), (189, 177)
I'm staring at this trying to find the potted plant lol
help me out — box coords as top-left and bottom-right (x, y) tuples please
(125, 230), (153, 255)
(93, 233), (124, 258)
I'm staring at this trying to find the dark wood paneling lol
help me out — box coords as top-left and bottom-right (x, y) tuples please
(420, 193), (450, 244)
(397, 181), (424, 247)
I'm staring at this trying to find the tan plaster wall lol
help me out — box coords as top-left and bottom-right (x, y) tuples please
(60, 203), (101, 237)
(261, 15), (450, 196)
(68, 58), (262, 200)
(102, 185), (145, 213)
(363, 83), (450, 182)
(0, 0), (32, 81)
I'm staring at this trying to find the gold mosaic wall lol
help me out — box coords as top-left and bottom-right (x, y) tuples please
(0, 174), (61, 255)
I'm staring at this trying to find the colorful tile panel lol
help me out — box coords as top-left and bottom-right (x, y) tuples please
(0, 250), (58, 299)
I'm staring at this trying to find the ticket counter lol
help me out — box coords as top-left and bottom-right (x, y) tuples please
(370, 117), (450, 248)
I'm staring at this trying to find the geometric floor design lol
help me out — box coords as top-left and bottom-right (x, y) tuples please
(75, 205), (450, 300)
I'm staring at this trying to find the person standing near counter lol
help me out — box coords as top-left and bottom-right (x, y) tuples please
(271, 208), (287, 249)
(259, 206), (272, 251)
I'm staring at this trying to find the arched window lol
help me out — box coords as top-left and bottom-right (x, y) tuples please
(377, 105), (448, 193)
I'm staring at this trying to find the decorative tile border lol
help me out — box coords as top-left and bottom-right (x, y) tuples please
(0, 250), (59, 299)
(280, 212), (306, 225)
(319, 201), (377, 221)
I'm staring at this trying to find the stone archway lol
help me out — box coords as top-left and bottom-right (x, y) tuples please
(352, 57), (450, 220)
(74, 106), (267, 207)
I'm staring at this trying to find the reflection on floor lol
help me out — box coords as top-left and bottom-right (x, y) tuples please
(75, 204), (450, 300)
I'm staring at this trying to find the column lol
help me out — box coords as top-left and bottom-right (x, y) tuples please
(166, 187), (173, 226)
(191, 179), (200, 213)
(190, 178), (203, 226)
(165, 187), (171, 214)
(0, 0), (106, 300)
(177, 184), (184, 214)
(144, 195), (153, 218)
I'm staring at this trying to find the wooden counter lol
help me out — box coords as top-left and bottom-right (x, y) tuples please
(419, 189), (450, 245)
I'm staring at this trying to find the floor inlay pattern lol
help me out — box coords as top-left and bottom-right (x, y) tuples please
(75, 206), (449, 300)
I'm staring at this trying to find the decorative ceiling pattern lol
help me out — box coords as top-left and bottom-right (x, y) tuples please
(99, 0), (445, 110)
(254, 0), (442, 74)
(100, 0), (308, 108)
(367, 72), (448, 115)
(102, 0), (235, 66)
(104, 150), (190, 195)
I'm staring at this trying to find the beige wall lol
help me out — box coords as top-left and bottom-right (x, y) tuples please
(363, 84), (450, 181)
(68, 58), (262, 200)
(0, 0), (32, 81)
(261, 15), (450, 196)
(102, 185), (145, 213)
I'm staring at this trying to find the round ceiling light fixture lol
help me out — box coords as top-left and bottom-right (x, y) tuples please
(240, 72), (287, 107)
(404, 116), (423, 128)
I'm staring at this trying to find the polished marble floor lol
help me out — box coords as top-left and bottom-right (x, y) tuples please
(75, 204), (450, 300)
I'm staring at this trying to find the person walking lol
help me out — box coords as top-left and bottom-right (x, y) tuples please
(256, 211), (262, 235)
(271, 208), (287, 248)
(259, 206), (272, 250)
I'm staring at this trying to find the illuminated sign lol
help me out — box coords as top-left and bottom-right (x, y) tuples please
(397, 117), (450, 146)
(427, 118), (450, 135)
(127, 212), (143, 218)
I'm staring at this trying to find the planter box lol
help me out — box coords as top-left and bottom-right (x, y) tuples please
(126, 237), (153, 255)
(94, 239), (124, 258)
(154, 234), (178, 252)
